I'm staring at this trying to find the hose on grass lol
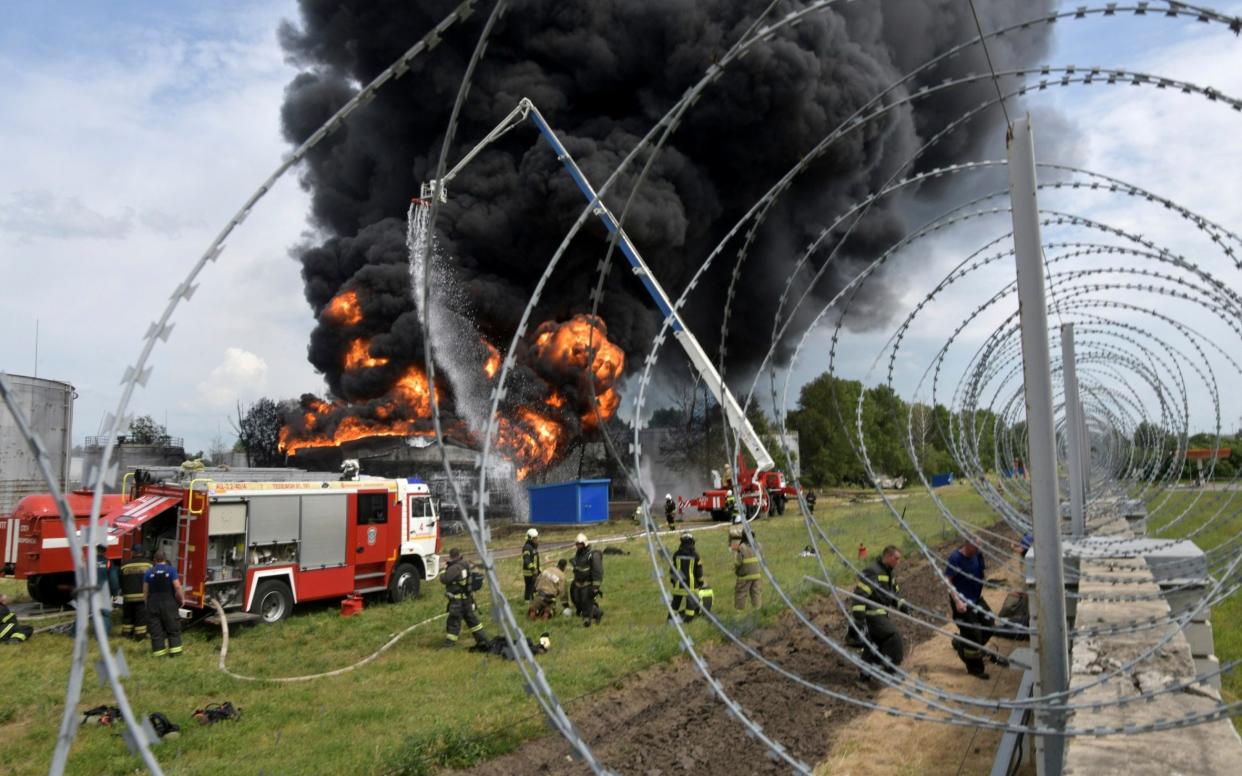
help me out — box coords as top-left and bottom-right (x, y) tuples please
(211, 598), (447, 683)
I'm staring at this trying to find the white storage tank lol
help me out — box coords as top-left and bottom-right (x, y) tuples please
(0, 374), (74, 514)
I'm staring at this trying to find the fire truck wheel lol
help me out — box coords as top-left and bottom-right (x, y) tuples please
(388, 562), (421, 603)
(250, 580), (293, 624)
(709, 510), (729, 522)
(29, 574), (72, 607)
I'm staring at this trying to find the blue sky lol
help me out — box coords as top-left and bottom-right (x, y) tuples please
(2, 2), (1241, 458)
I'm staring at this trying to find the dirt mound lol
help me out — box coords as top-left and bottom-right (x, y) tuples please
(459, 537), (979, 775)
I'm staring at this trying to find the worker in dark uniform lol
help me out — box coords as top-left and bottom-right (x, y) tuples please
(664, 494), (676, 531)
(0, 593), (33, 643)
(570, 533), (604, 627)
(805, 491), (817, 513)
(439, 548), (490, 648)
(521, 528), (541, 602)
(725, 491), (737, 522)
(95, 544), (121, 634)
(143, 549), (185, 657)
(668, 532), (704, 622)
(946, 539), (997, 679)
(120, 545), (152, 641)
(850, 544), (908, 683)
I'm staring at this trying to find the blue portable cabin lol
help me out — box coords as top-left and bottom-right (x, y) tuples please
(930, 472), (955, 488)
(527, 479), (610, 524)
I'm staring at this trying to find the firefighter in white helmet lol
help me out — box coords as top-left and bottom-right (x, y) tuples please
(570, 533), (604, 627)
(664, 494), (676, 531)
(521, 528), (541, 601)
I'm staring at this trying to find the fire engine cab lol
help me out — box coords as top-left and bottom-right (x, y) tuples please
(113, 473), (442, 623)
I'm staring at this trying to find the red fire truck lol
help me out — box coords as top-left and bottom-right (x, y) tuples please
(1, 491), (126, 605)
(678, 455), (801, 521)
(106, 474), (444, 623)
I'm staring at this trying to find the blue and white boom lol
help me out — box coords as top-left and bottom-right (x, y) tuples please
(420, 98), (775, 475)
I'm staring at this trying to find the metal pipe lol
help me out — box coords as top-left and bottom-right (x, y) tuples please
(1061, 324), (1086, 539)
(1007, 115), (1069, 776)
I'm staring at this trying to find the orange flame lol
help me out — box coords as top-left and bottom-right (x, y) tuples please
(344, 339), (390, 370)
(325, 290), (363, 326)
(282, 314), (625, 480)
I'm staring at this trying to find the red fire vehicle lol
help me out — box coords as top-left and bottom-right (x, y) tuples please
(678, 454), (801, 521)
(1, 491), (126, 605)
(108, 474), (443, 623)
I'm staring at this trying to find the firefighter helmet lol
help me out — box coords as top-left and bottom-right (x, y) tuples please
(526, 528), (539, 540)
(728, 525), (744, 540)
(680, 531), (694, 544)
(575, 532), (589, 545)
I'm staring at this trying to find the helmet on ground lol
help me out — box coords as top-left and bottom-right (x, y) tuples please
(575, 532), (589, 545)
(526, 528), (539, 540)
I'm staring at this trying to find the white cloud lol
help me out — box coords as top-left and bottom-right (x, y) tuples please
(196, 347), (269, 409)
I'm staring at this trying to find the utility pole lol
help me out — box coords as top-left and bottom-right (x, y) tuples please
(1061, 324), (1086, 539)
(1008, 115), (1070, 776)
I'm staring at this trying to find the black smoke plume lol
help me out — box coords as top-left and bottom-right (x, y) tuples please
(279, 0), (1055, 406)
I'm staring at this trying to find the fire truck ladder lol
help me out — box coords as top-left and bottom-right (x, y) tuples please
(176, 504), (195, 605)
(420, 97), (775, 479)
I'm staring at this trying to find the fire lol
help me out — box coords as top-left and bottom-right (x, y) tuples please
(483, 340), (501, 379)
(281, 310), (626, 480)
(325, 290), (363, 326)
(344, 339), (390, 370)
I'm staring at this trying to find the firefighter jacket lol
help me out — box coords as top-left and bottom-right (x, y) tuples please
(571, 546), (603, 591)
(0, 602), (24, 641)
(734, 541), (761, 581)
(852, 558), (902, 623)
(440, 558), (473, 600)
(664, 499), (676, 520)
(521, 540), (541, 579)
(671, 541), (703, 590)
(121, 559), (152, 602)
(534, 566), (567, 602)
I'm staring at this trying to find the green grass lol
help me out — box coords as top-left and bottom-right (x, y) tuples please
(0, 483), (1006, 775)
(1144, 487), (1242, 730)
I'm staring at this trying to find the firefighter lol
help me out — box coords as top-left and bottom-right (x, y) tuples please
(528, 559), (568, 620)
(725, 490), (737, 522)
(668, 532), (704, 622)
(805, 491), (817, 513)
(946, 539), (998, 679)
(850, 545), (908, 682)
(143, 549), (185, 657)
(570, 533), (604, 627)
(120, 545), (152, 641)
(664, 494), (676, 531)
(439, 548), (490, 648)
(521, 528), (541, 602)
(730, 525), (762, 610)
(0, 593), (33, 643)
(95, 544), (120, 634)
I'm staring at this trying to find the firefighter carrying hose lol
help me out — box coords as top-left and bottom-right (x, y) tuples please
(570, 533), (604, 627)
(668, 532), (704, 622)
(849, 544), (908, 683)
(440, 548), (490, 648)
(143, 549), (185, 657)
(120, 546), (152, 641)
(521, 528), (541, 602)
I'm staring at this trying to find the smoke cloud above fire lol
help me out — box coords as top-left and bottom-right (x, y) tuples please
(276, 1), (1055, 468)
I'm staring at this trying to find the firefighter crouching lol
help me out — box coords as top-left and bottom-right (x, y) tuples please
(669, 533), (704, 622)
(0, 593), (33, 643)
(440, 548), (491, 648)
(521, 528), (541, 602)
(571, 533), (604, 627)
(144, 549), (185, 657)
(528, 559), (568, 620)
(120, 547), (152, 641)
(849, 544), (908, 682)
(731, 525), (762, 610)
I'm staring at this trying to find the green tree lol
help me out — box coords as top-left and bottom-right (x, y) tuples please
(232, 398), (290, 467)
(127, 415), (169, 444)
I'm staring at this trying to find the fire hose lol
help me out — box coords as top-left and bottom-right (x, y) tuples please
(210, 598), (447, 683)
